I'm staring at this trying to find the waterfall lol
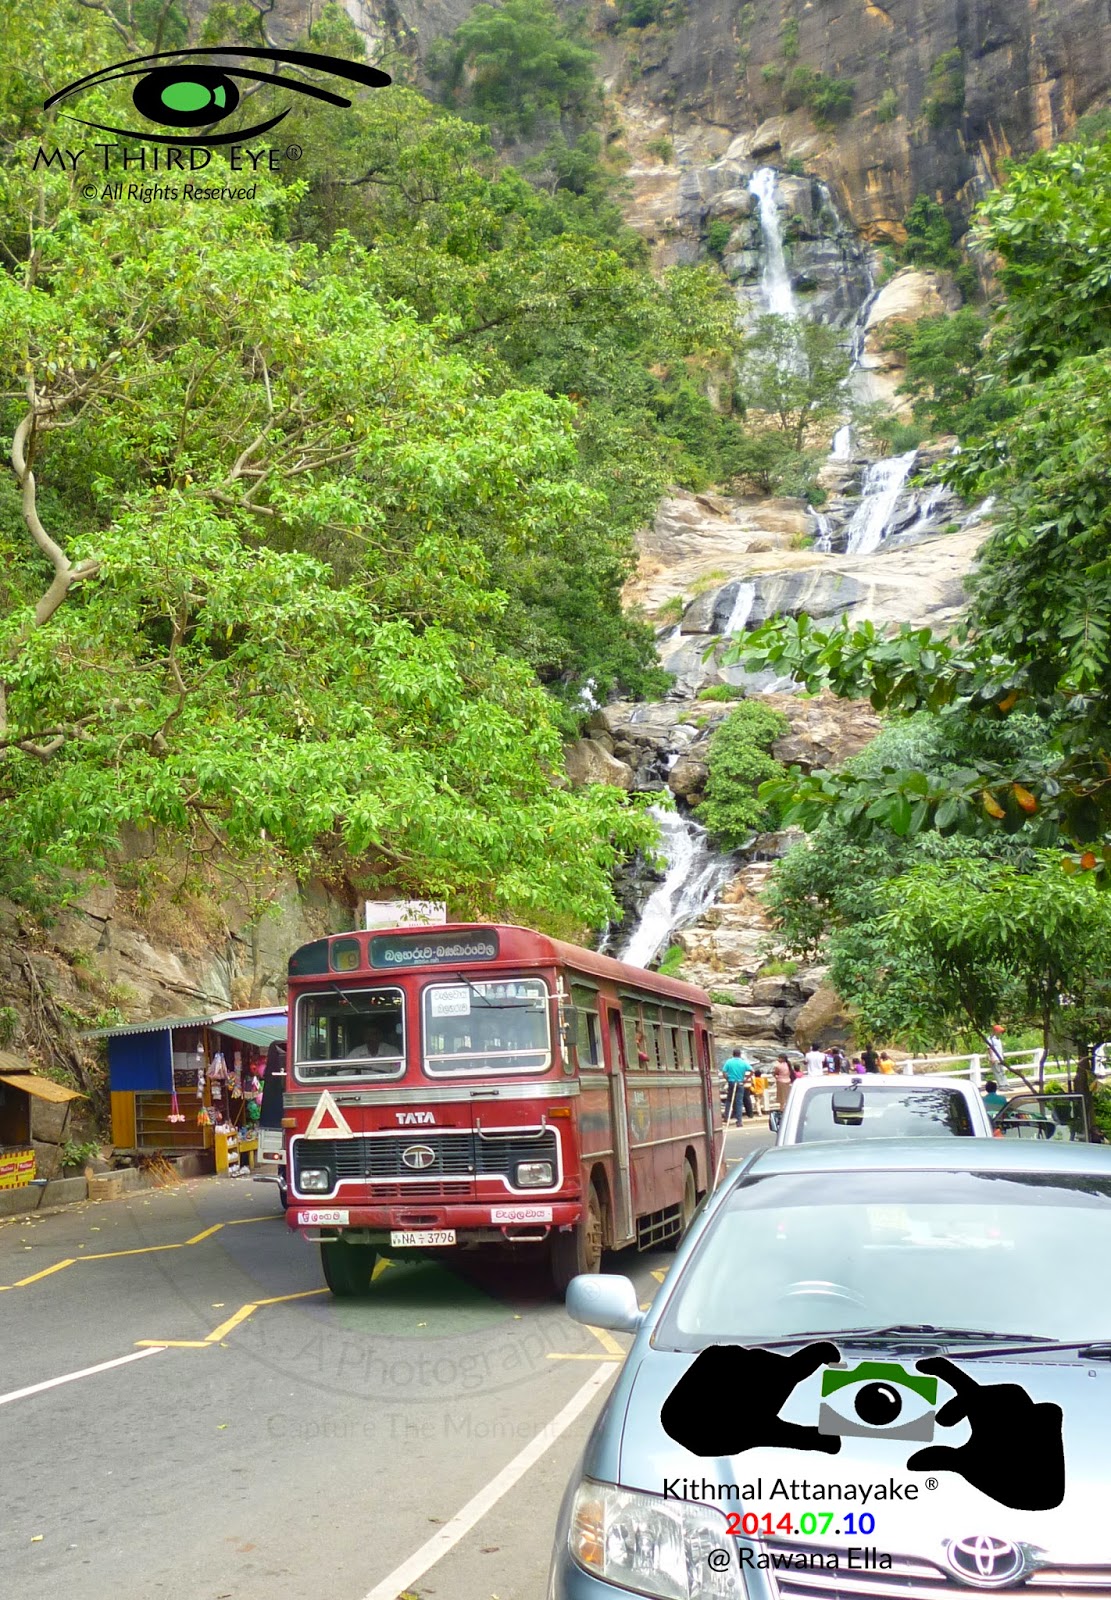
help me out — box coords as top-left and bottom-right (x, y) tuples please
(748, 168), (797, 318)
(619, 807), (735, 970)
(723, 579), (756, 635)
(831, 424), (853, 461)
(809, 507), (833, 553)
(843, 450), (918, 556)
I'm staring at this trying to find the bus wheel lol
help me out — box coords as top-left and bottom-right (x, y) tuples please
(320, 1240), (377, 1297)
(550, 1181), (604, 1297)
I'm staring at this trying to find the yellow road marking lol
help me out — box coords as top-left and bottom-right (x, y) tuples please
(136, 1288), (329, 1351)
(651, 1269), (667, 1283)
(547, 1353), (619, 1361)
(15, 1259), (76, 1285)
(585, 1323), (625, 1358)
(5, 1210), (278, 1287)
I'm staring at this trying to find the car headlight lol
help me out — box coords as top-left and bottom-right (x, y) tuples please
(515, 1160), (554, 1187)
(298, 1168), (332, 1193)
(569, 1479), (743, 1599)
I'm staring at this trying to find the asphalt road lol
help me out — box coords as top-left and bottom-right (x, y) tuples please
(0, 1121), (772, 1600)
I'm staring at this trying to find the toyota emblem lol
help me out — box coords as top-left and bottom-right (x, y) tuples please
(945, 1536), (1027, 1587)
(401, 1144), (436, 1171)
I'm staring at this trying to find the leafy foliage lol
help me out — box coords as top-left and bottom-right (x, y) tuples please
(697, 701), (789, 849)
(783, 67), (855, 125)
(922, 49), (965, 129)
(429, 0), (599, 138)
(884, 310), (1016, 439)
(738, 315), (852, 453)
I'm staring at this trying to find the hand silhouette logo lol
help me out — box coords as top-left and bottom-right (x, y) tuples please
(661, 1342), (843, 1457)
(660, 1347), (1066, 1511)
(907, 1357), (1065, 1511)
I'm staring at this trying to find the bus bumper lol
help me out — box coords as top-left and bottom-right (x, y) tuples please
(287, 1200), (582, 1242)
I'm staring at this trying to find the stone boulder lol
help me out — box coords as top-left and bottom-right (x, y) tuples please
(791, 982), (855, 1048)
(712, 1003), (785, 1043)
(563, 738), (634, 790)
(667, 754), (709, 799)
(759, 691), (883, 771)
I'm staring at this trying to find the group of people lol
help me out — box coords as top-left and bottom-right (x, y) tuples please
(719, 1041), (899, 1125)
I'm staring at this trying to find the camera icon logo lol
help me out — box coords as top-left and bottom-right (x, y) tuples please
(818, 1360), (939, 1442)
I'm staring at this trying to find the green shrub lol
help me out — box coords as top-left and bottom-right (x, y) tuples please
(922, 48), (964, 128)
(762, 61), (785, 84)
(706, 217), (733, 258)
(760, 958), (799, 977)
(656, 594), (686, 622)
(781, 17), (799, 60)
(784, 66), (855, 124)
(699, 701), (790, 848)
(875, 88), (898, 123)
(435, 0), (600, 137)
(657, 943), (686, 975)
(709, 990), (738, 1005)
(646, 135), (674, 161)
(619, 0), (665, 28)
(785, 155), (806, 176)
(902, 193), (960, 270)
(698, 684), (747, 702)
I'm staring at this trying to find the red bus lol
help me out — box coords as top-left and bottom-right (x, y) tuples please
(282, 922), (722, 1295)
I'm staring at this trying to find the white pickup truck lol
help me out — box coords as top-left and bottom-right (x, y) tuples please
(773, 1072), (1095, 1144)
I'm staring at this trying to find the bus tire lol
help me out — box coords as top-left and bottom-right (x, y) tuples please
(550, 1181), (603, 1297)
(320, 1239), (376, 1297)
(277, 1174), (288, 1210)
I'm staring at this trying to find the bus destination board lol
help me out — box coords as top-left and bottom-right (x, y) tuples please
(368, 931), (500, 969)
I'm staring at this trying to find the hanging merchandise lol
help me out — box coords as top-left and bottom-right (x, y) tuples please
(168, 1083), (185, 1124)
(208, 1051), (228, 1081)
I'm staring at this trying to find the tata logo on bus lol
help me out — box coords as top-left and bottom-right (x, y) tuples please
(396, 1111), (436, 1126)
(401, 1145), (437, 1170)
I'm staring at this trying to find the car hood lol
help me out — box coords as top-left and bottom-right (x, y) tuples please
(612, 1348), (1111, 1563)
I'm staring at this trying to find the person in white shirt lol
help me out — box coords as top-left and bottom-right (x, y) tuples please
(346, 1021), (398, 1060)
(804, 1043), (826, 1076)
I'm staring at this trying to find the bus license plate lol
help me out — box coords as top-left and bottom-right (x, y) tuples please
(390, 1229), (456, 1248)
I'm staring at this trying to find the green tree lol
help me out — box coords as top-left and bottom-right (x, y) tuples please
(431, 0), (599, 138)
(884, 309), (1016, 439)
(922, 48), (965, 128)
(697, 701), (789, 848)
(738, 315), (852, 452)
(0, 179), (657, 922)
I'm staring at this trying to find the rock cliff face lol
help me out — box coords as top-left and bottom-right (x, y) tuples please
(611, 0), (1111, 244)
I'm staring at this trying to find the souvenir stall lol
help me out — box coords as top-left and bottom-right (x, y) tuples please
(88, 1009), (286, 1169)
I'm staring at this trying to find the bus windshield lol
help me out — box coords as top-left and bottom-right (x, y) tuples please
(423, 977), (550, 1076)
(294, 985), (405, 1081)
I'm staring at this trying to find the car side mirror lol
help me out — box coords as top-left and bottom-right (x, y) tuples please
(831, 1088), (865, 1126)
(566, 1273), (645, 1334)
(768, 1110), (781, 1134)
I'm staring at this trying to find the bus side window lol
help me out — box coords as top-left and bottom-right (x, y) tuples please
(624, 1012), (645, 1071)
(677, 1027), (693, 1070)
(658, 1019), (676, 1070)
(569, 985), (601, 1069)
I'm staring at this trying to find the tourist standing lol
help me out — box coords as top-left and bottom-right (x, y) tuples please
(773, 1054), (793, 1110)
(804, 1042), (825, 1076)
(721, 1047), (751, 1125)
(861, 1043), (880, 1073)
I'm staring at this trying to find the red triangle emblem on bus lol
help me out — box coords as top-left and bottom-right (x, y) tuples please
(304, 1089), (354, 1139)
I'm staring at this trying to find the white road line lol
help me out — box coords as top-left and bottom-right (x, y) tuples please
(0, 1345), (165, 1407)
(361, 1361), (619, 1600)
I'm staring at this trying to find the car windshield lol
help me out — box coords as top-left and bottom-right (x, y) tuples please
(796, 1085), (974, 1140)
(654, 1169), (1111, 1350)
(422, 977), (551, 1076)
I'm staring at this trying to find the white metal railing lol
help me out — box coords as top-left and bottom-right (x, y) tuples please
(897, 1047), (1079, 1089)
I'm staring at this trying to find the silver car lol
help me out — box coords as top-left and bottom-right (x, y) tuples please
(548, 1140), (1111, 1600)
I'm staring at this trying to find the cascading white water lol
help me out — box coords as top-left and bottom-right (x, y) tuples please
(843, 450), (918, 556)
(723, 579), (756, 635)
(748, 168), (797, 318)
(809, 507), (833, 553)
(831, 424), (853, 461)
(619, 807), (735, 970)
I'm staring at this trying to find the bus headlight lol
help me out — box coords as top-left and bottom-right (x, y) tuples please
(569, 1480), (743, 1598)
(298, 1168), (332, 1193)
(515, 1160), (554, 1188)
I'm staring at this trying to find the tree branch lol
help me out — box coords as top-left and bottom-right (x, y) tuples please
(10, 401), (101, 626)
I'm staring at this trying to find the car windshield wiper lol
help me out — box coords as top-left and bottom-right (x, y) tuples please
(734, 1325), (1048, 1351)
(951, 1337), (1111, 1360)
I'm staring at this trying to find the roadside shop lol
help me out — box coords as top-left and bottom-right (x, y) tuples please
(87, 1008), (287, 1171)
(0, 1048), (86, 1189)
